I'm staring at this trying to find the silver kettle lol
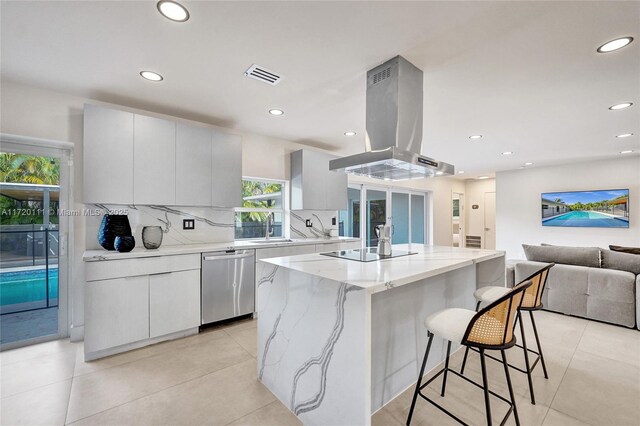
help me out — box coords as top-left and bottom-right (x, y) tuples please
(375, 224), (392, 256)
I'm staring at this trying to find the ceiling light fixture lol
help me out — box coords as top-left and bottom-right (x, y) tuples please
(620, 150), (634, 154)
(268, 109), (284, 116)
(616, 133), (634, 138)
(469, 135), (483, 140)
(609, 102), (633, 110)
(597, 37), (633, 53)
(458, 171), (465, 174)
(140, 71), (163, 81)
(524, 162), (534, 166)
(477, 176), (489, 180)
(435, 171), (444, 175)
(157, 0), (189, 22)
(502, 151), (513, 156)
(344, 131), (356, 136)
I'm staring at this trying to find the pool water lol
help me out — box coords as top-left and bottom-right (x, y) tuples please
(0, 268), (59, 307)
(543, 211), (628, 228)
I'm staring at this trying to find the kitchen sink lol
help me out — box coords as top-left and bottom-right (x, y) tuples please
(251, 239), (294, 244)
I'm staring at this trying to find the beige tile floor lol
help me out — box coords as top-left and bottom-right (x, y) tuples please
(0, 311), (638, 425)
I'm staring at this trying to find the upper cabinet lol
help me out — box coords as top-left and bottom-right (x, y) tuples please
(83, 104), (242, 207)
(290, 149), (347, 210)
(83, 105), (134, 204)
(175, 123), (213, 206)
(133, 115), (176, 205)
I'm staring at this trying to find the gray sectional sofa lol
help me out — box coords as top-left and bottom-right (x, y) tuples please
(506, 244), (640, 329)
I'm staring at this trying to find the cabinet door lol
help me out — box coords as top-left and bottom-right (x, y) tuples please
(211, 130), (242, 207)
(83, 105), (134, 204)
(325, 167), (348, 210)
(85, 276), (149, 354)
(134, 114), (176, 205)
(302, 150), (327, 210)
(149, 269), (200, 338)
(175, 124), (212, 206)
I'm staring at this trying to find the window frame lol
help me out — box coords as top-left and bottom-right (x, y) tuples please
(234, 176), (289, 240)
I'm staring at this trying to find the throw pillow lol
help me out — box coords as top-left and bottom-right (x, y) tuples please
(609, 245), (640, 255)
(601, 249), (640, 275)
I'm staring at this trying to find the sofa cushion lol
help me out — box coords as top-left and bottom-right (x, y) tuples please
(522, 244), (600, 268)
(601, 249), (640, 275)
(610, 245), (640, 255)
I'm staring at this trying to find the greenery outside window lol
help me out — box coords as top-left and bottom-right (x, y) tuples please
(235, 178), (285, 239)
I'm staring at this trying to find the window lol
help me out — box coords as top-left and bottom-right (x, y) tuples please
(235, 178), (285, 239)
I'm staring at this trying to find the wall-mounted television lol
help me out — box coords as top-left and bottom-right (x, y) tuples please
(541, 189), (629, 228)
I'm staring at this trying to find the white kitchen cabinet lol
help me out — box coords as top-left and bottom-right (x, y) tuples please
(133, 114), (176, 205)
(175, 124), (213, 206)
(85, 275), (149, 354)
(83, 104), (135, 204)
(149, 269), (200, 338)
(291, 149), (347, 210)
(211, 130), (242, 208)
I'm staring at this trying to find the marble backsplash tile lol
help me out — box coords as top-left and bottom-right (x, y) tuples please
(85, 204), (235, 250)
(290, 210), (338, 238)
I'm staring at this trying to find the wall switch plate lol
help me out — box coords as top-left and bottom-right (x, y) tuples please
(306, 219), (313, 227)
(183, 219), (195, 230)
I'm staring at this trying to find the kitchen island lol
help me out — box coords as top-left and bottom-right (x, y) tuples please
(256, 245), (505, 425)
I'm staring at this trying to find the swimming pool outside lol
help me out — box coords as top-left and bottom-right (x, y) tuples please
(543, 211), (629, 228)
(0, 266), (58, 314)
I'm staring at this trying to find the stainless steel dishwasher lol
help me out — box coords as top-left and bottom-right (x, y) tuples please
(201, 249), (255, 325)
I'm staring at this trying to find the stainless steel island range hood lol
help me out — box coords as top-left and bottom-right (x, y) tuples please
(330, 56), (454, 180)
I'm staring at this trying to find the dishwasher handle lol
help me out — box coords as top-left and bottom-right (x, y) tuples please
(203, 252), (254, 261)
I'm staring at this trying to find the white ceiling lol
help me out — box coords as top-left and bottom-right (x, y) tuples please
(2, 1), (639, 179)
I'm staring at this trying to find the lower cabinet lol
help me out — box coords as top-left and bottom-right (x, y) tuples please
(84, 254), (201, 360)
(85, 275), (149, 354)
(149, 269), (200, 338)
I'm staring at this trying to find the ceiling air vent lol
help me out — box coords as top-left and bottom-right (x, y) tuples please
(244, 64), (283, 86)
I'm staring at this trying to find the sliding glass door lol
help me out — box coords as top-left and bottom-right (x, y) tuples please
(339, 184), (428, 248)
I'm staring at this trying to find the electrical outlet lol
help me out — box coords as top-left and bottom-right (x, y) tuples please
(183, 219), (195, 230)
(332, 217), (336, 226)
(305, 219), (313, 228)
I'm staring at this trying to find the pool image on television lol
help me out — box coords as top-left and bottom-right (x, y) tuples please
(541, 189), (629, 228)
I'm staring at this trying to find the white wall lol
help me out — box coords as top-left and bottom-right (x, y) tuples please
(496, 157), (640, 259)
(464, 179), (496, 246)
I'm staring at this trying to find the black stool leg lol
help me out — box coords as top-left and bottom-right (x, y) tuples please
(501, 349), (520, 426)
(530, 310), (549, 379)
(518, 310), (536, 405)
(479, 349), (492, 426)
(460, 301), (481, 375)
(407, 333), (433, 425)
(440, 341), (452, 397)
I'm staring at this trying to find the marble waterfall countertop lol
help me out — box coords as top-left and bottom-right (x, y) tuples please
(260, 244), (504, 293)
(82, 237), (360, 262)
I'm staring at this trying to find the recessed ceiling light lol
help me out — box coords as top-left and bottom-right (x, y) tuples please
(458, 171), (465, 174)
(477, 176), (490, 180)
(597, 37), (633, 53)
(157, 0), (189, 22)
(609, 102), (633, 110)
(344, 131), (356, 136)
(620, 150), (634, 154)
(524, 162), (534, 166)
(469, 135), (483, 140)
(616, 133), (634, 138)
(268, 109), (284, 116)
(435, 171), (444, 175)
(140, 71), (163, 81)
(502, 151), (513, 156)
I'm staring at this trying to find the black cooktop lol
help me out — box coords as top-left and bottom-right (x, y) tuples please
(320, 248), (416, 262)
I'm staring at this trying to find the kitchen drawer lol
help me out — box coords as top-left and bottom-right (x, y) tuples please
(255, 245), (316, 261)
(85, 254), (200, 282)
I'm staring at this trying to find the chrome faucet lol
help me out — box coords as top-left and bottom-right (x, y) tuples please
(265, 212), (275, 240)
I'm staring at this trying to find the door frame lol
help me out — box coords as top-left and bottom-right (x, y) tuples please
(483, 191), (496, 249)
(452, 191), (465, 248)
(1, 133), (74, 349)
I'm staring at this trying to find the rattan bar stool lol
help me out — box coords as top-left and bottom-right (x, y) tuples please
(460, 263), (555, 405)
(406, 280), (533, 426)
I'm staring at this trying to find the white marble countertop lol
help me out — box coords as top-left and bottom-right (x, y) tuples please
(260, 244), (504, 293)
(82, 237), (360, 262)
